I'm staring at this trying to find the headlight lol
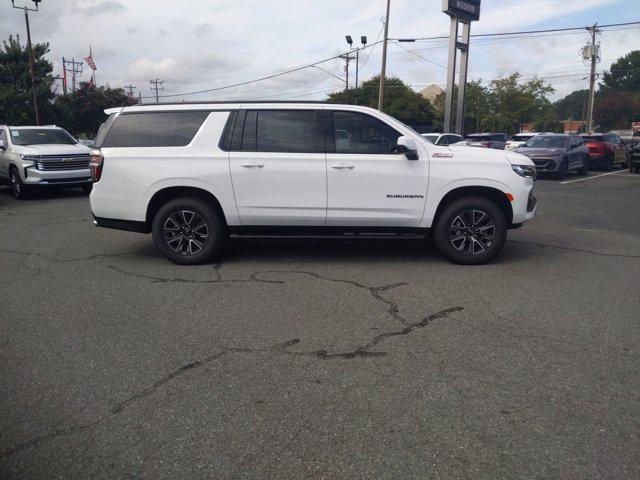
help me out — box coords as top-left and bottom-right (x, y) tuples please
(511, 164), (536, 178)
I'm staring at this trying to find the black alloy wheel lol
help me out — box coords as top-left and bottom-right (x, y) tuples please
(433, 196), (508, 265)
(448, 209), (496, 256)
(151, 197), (225, 265)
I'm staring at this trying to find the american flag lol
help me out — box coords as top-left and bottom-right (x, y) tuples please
(84, 54), (97, 71)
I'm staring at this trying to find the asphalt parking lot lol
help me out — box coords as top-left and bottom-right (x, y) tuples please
(1, 170), (639, 479)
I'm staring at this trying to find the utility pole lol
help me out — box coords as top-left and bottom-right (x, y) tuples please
(12, 0), (42, 125)
(150, 79), (164, 103)
(583, 24), (600, 133)
(138, 92), (143, 104)
(378, 0), (391, 111)
(61, 56), (67, 95)
(63, 58), (83, 93)
(339, 54), (352, 91)
(124, 84), (137, 98)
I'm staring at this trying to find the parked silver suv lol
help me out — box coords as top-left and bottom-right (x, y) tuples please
(0, 125), (92, 199)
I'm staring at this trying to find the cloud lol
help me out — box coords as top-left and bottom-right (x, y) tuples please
(73, 0), (126, 16)
(192, 22), (215, 39)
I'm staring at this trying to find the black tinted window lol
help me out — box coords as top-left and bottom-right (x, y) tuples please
(102, 111), (209, 147)
(255, 110), (315, 153)
(332, 111), (400, 154)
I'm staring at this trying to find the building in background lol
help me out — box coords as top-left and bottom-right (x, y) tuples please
(419, 84), (444, 105)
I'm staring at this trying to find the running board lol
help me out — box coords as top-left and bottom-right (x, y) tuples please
(228, 226), (429, 239)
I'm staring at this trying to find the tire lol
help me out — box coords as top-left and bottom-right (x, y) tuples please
(82, 184), (93, 194)
(578, 156), (589, 175)
(9, 167), (29, 199)
(151, 197), (226, 265)
(432, 196), (508, 265)
(556, 158), (568, 180)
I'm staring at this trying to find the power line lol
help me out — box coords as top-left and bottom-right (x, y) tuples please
(142, 42), (383, 100)
(393, 20), (640, 42)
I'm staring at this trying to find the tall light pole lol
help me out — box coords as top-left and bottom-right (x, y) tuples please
(11, 0), (42, 125)
(345, 35), (367, 105)
(378, 0), (391, 111)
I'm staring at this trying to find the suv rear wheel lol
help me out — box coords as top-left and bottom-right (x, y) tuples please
(433, 196), (507, 265)
(151, 197), (225, 265)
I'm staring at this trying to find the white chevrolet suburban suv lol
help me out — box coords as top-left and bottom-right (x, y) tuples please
(89, 102), (537, 265)
(0, 125), (93, 198)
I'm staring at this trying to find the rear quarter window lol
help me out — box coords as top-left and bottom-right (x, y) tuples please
(101, 111), (210, 148)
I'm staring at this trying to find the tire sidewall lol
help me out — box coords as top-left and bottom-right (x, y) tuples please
(433, 196), (508, 265)
(9, 167), (27, 199)
(151, 197), (225, 265)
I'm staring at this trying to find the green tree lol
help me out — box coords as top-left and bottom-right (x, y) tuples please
(326, 75), (435, 128)
(54, 82), (137, 138)
(553, 89), (588, 120)
(0, 34), (56, 125)
(593, 90), (640, 131)
(482, 74), (555, 134)
(600, 50), (640, 92)
(433, 80), (488, 134)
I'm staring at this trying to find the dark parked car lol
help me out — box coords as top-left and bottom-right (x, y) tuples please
(465, 133), (510, 150)
(628, 141), (640, 173)
(516, 134), (589, 179)
(580, 133), (627, 170)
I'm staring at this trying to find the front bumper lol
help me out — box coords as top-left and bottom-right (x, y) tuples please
(23, 166), (91, 186)
(529, 157), (560, 173)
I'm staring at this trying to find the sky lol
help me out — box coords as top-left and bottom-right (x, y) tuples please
(1, 0), (639, 102)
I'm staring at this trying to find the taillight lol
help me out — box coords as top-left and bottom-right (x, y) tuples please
(90, 148), (104, 182)
(481, 141), (492, 148)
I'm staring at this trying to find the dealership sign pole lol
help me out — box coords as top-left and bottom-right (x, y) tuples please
(442, 0), (480, 134)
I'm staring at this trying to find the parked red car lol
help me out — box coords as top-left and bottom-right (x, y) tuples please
(580, 133), (628, 170)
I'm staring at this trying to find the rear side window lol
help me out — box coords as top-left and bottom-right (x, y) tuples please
(331, 111), (401, 154)
(101, 111), (209, 147)
(255, 110), (315, 153)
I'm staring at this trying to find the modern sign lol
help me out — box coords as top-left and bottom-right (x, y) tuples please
(442, 0), (481, 22)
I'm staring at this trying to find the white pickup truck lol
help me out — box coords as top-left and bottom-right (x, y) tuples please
(89, 102), (537, 265)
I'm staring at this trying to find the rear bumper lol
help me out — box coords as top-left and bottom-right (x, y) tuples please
(93, 215), (149, 233)
(588, 153), (610, 166)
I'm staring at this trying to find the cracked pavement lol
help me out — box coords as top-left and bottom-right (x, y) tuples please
(1, 173), (640, 479)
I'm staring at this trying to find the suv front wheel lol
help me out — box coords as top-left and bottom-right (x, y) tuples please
(433, 196), (508, 265)
(9, 167), (29, 199)
(151, 197), (225, 265)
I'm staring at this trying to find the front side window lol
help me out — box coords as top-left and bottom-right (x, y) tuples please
(255, 110), (315, 153)
(101, 111), (209, 148)
(9, 128), (76, 146)
(332, 111), (400, 154)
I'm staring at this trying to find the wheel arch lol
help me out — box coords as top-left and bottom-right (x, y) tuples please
(432, 186), (514, 228)
(146, 186), (228, 229)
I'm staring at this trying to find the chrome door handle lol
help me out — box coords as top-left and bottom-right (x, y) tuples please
(240, 162), (265, 168)
(331, 163), (354, 169)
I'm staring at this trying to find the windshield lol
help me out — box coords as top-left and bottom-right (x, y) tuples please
(9, 128), (76, 146)
(525, 136), (567, 148)
(511, 134), (533, 141)
(421, 134), (438, 144)
(466, 134), (490, 140)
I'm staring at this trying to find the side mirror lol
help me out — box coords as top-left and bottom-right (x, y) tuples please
(0, 139), (6, 151)
(396, 136), (419, 160)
